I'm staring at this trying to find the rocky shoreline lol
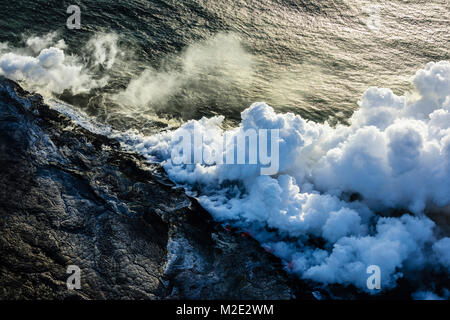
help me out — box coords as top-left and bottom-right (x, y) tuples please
(0, 77), (297, 300)
(3, 77), (444, 300)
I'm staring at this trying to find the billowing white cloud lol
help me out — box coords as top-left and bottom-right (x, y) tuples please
(0, 33), (120, 95)
(120, 61), (450, 293)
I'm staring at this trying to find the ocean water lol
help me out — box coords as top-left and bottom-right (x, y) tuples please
(1, 0), (449, 297)
(1, 0), (449, 129)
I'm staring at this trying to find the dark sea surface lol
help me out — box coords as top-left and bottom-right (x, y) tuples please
(0, 0), (449, 131)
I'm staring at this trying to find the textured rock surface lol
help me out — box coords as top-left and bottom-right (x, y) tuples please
(0, 77), (296, 300)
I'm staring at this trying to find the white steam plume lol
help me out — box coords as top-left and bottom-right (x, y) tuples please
(121, 61), (450, 294)
(112, 33), (254, 107)
(0, 32), (120, 95)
